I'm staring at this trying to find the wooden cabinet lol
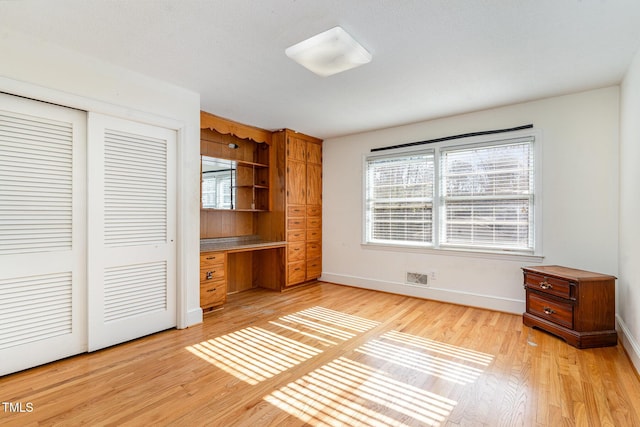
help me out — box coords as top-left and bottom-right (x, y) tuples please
(200, 251), (227, 311)
(273, 130), (323, 287)
(522, 265), (617, 348)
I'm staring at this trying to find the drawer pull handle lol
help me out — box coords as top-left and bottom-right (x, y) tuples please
(206, 288), (217, 292)
(543, 307), (556, 315)
(539, 281), (552, 290)
(206, 271), (213, 280)
(206, 256), (217, 260)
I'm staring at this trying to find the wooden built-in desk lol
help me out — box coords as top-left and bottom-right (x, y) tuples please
(199, 236), (287, 312)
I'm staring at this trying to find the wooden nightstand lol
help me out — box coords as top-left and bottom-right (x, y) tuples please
(522, 265), (617, 348)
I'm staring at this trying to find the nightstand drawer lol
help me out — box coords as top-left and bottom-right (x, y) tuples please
(527, 292), (573, 329)
(524, 272), (573, 299)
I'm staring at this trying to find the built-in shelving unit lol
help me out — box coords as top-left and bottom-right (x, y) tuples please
(234, 159), (270, 211)
(199, 110), (322, 313)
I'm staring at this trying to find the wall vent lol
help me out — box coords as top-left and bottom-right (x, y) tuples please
(406, 272), (429, 287)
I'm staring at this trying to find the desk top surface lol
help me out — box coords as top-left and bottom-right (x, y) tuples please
(200, 236), (287, 253)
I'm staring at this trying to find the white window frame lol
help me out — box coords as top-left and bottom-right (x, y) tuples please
(363, 129), (543, 260)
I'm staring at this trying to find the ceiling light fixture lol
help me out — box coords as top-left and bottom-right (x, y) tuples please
(285, 26), (372, 77)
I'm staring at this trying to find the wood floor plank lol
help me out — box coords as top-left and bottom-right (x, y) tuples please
(1, 282), (639, 426)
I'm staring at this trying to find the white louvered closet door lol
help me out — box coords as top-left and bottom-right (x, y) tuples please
(87, 113), (176, 352)
(0, 93), (87, 376)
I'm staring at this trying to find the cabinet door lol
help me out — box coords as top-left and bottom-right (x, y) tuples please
(307, 141), (322, 164)
(287, 160), (306, 205)
(287, 135), (306, 162)
(307, 163), (322, 206)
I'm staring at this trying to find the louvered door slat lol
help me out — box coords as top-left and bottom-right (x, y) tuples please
(104, 129), (167, 247)
(0, 109), (73, 256)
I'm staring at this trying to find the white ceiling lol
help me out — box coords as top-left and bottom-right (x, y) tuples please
(1, 0), (640, 139)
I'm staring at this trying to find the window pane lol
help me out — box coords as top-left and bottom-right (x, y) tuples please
(443, 143), (532, 197)
(371, 201), (433, 242)
(366, 153), (434, 244)
(440, 140), (534, 251)
(443, 199), (530, 248)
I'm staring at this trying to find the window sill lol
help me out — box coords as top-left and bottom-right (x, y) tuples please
(361, 242), (544, 263)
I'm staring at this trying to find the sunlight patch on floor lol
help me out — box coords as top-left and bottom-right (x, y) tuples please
(382, 330), (494, 366)
(265, 356), (457, 426)
(276, 306), (380, 342)
(185, 326), (322, 385)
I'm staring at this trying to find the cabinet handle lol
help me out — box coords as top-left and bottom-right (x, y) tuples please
(539, 281), (552, 290)
(206, 271), (213, 280)
(206, 288), (217, 292)
(206, 256), (217, 260)
(543, 307), (555, 315)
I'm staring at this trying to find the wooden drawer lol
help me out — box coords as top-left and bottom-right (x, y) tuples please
(200, 266), (225, 282)
(200, 252), (225, 268)
(287, 229), (305, 242)
(306, 242), (321, 259)
(200, 281), (226, 308)
(524, 272), (573, 299)
(287, 205), (306, 217)
(307, 216), (321, 228)
(307, 205), (321, 217)
(287, 241), (306, 262)
(287, 261), (306, 285)
(307, 258), (321, 279)
(527, 292), (573, 329)
(287, 218), (306, 230)
(306, 228), (321, 241)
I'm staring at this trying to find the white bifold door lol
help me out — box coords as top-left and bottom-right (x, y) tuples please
(87, 113), (176, 352)
(0, 94), (177, 376)
(0, 93), (87, 376)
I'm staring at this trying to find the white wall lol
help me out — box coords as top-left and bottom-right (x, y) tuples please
(0, 29), (203, 327)
(323, 87), (619, 314)
(619, 48), (640, 373)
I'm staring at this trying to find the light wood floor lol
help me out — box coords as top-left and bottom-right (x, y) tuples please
(2, 282), (640, 426)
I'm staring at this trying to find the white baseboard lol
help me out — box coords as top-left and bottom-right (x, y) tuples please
(320, 272), (525, 314)
(616, 315), (640, 376)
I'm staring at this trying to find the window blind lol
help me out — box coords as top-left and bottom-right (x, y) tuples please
(439, 139), (534, 251)
(366, 153), (434, 244)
